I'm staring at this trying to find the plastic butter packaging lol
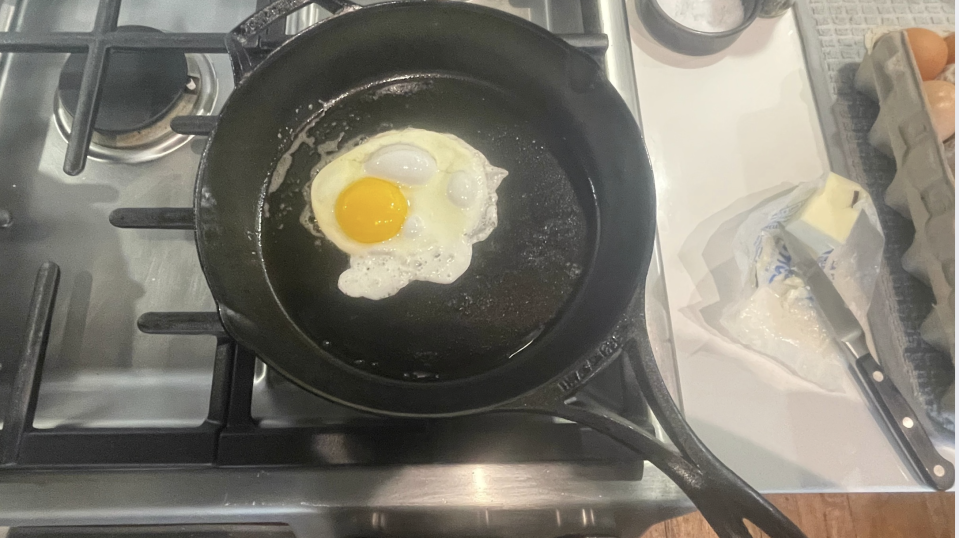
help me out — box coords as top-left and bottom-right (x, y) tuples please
(721, 172), (885, 391)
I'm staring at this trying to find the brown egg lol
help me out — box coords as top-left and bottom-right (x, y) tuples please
(906, 28), (948, 81)
(946, 33), (956, 65)
(922, 80), (955, 141)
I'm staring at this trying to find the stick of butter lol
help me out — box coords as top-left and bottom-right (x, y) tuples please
(785, 173), (866, 258)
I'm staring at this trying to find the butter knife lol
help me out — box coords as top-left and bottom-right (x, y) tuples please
(783, 230), (954, 491)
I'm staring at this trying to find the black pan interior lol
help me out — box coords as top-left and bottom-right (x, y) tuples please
(261, 74), (594, 382)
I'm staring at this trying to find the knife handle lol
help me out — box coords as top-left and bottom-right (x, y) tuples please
(855, 353), (955, 490)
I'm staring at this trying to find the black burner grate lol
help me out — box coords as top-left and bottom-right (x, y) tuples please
(0, 0), (226, 176)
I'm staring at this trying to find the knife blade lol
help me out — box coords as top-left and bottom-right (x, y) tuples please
(783, 230), (954, 491)
(782, 232), (870, 359)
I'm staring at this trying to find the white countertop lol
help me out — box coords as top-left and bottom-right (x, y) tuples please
(626, 3), (955, 492)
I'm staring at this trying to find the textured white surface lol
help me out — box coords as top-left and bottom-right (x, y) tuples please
(627, 5), (955, 491)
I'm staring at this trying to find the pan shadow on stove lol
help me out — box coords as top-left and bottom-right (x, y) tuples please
(55, 271), (93, 367)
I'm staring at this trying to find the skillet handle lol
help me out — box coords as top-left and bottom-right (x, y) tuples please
(554, 337), (807, 538)
(227, 0), (360, 83)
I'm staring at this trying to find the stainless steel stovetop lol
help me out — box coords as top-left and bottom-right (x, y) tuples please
(0, 1), (688, 536)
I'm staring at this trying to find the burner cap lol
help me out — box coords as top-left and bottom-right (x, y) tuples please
(58, 26), (189, 135)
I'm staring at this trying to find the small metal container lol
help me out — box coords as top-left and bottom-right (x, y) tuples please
(636, 0), (760, 56)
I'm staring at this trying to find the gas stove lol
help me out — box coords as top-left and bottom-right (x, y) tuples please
(0, 1), (686, 536)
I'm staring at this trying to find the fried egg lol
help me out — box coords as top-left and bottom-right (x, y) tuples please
(310, 129), (508, 299)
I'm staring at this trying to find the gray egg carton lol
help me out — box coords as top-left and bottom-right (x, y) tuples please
(854, 30), (955, 361)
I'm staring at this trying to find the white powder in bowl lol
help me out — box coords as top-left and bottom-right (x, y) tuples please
(655, 0), (745, 33)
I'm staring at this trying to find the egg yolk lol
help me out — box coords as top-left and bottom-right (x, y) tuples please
(335, 177), (408, 243)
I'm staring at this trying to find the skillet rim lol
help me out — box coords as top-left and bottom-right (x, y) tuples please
(194, 1), (657, 416)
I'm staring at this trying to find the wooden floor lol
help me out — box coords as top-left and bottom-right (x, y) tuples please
(641, 492), (955, 538)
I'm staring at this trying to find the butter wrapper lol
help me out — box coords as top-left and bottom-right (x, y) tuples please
(720, 172), (885, 391)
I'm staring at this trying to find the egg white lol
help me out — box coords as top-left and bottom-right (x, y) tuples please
(310, 129), (508, 299)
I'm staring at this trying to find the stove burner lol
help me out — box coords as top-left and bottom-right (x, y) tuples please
(53, 26), (217, 163)
(58, 26), (187, 135)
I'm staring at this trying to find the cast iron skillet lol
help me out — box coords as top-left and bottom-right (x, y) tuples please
(196, 1), (806, 536)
